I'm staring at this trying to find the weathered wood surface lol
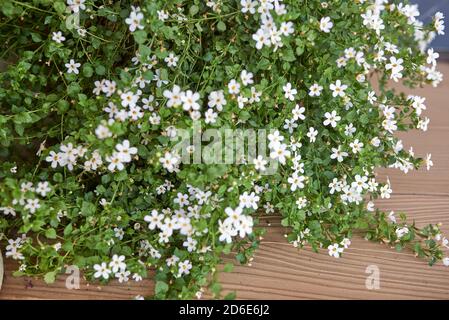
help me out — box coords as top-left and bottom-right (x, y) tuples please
(1, 63), (448, 300)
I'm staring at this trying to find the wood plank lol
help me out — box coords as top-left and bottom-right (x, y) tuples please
(0, 259), (154, 300)
(1, 195), (448, 300)
(215, 195), (449, 300)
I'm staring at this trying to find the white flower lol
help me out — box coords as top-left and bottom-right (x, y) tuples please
(307, 127), (318, 143)
(65, 59), (81, 74)
(288, 172), (305, 191)
(253, 29), (270, 50)
(382, 119), (397, 134)
(270, 143), (290, 165)
(144, 210), (164, 230)
(25, 199), (40, 213)
(208, 90), (227, 111)
(283, 119), (298, 134)
(309, 83), (323, 97)
(218, 220), (237, 243)
(253, 155), (268, 171)
(164, 53), (179, 67)
(341, 238), (351, 249)
(380, 183), (392, 199)
(367, 201), (375, 212)
(52, 31), (66, 43)
(385, 57), (404, 82)
(323, 110), (341, 128)
(109, 254), (126, 273)
(296, 197), (308, 209)
(67, 0), (86, 13)
(159, 152), (180, 173)
(427, 48), (439, 66)
(249, 87), (262, 103)
(95, 124), (112, 140)
(163, 85), (183, 108)
(36, 181), (51, 197)
(0, 207), (16, 217)
(410, 95), (426, 116)
(320, 17), (333, 33)
(240, 0), (257, 14)
(239, 191), (260, 210)
(228, 79), (241, 95)
(280, 21), (294, 36)
(283, 82), (297, 101)
(93, 262), (112, 279)
(237, 95), (248, 109)
(396, 227), (409, 239)
(292, 104), (305, 121)
(237, 215), (253, 238)
(204, 108), (218, 124)
(349, 139), (364, 154)
(125, 10), (144, 32)
(115, 140), (137, 163)
(352, 175), (368, 193)
(240, 70), (254, 86)
(344, 123), (356, 136)
(330, 80), (347, 98)
(268, 130), (284, 149)
(328, 243), (343, 258)
(434, 12), (445, 35)
(225, 207), (243, 227)
(120, 91), (139, 108)
(46, 151), (64, 168)
(183, 237), (198, 252)
(330, 146), (348, 163)
(388, 211), (397, 223)
(181, 90), (201, 111)
(157, 10), (169, 21)
(178, 260), (192, 276)
(106, 152), (124, 172)
(116, 270), (131, 283)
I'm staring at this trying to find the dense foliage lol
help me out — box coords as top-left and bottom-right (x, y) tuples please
(0, 0), (447, 299)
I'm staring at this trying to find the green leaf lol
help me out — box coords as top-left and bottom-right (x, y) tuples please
(44, 271), (57, 284)
(217, 21), (226, 32)
(31, 33), (42, 43)
(64, 223), (73, 236)
(133, 30), (147, 44)
(53, 1), (66, 14)
(224, 292), (236, 300)
(155, 281), (169, 296)
(82, 64), (94, 78)
(223, 263), (234, 273)
(45, 228), (57, 239)
(189, 5), (199, 16)
(95, 65), (106, 76)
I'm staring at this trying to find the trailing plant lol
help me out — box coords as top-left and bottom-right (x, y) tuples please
(0, 0), (447, 299)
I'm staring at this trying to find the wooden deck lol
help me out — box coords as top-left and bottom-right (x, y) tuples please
(1, 63), (449, 300)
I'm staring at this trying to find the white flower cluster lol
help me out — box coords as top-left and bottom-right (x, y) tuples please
(4, 236), (27, 261)
(328, 238), (351, 258)
(242, 0), (294, 51)
(93, 254), (142, 283)
(1, 182), (51, 222)
(218, 190), (263, 243)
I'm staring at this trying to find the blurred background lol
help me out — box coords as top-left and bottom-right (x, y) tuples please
(413, 0), (449, 52)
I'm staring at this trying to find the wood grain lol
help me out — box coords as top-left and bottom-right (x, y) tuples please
(1, 63), (448, 300)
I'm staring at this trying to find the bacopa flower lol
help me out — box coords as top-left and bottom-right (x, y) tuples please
(125, 8), (144, 32)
